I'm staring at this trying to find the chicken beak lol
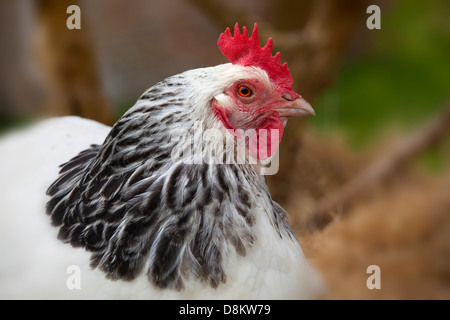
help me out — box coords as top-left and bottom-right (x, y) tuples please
(275, 96), (315, 118)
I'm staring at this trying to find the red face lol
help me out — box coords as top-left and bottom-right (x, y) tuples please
(212, 78), (314, 160)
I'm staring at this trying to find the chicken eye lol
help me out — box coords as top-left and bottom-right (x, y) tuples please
(237, 86), (253, 97)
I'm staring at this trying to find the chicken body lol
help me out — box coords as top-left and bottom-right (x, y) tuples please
(0, 32), (322, 299)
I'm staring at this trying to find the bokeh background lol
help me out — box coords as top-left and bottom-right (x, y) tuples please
(1, 0), (449, 299)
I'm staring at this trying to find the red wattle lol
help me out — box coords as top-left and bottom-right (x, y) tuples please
(212, 102), (283, 161)
(249, 114), (284, 160)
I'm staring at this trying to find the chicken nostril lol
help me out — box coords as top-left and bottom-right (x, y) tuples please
(281, 93), (293, 101)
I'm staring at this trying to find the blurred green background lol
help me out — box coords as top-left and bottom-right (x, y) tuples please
(314, 0), (449, 147)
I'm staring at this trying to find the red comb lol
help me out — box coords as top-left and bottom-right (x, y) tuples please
(218, 23), (293, 90)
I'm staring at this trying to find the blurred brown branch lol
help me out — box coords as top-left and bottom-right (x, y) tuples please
(35, 0), (115, 125)
(309, 104), (450, 230)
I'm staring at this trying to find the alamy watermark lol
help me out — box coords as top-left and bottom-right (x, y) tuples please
(169, 122), (280, 175)
(367, 5), (381, 30)
(66, 265), (81, 290)
(66, 5), (81, 30)
(366, 265), (381, 290)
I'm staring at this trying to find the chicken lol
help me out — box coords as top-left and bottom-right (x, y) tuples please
(0, 23), (322, 299)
